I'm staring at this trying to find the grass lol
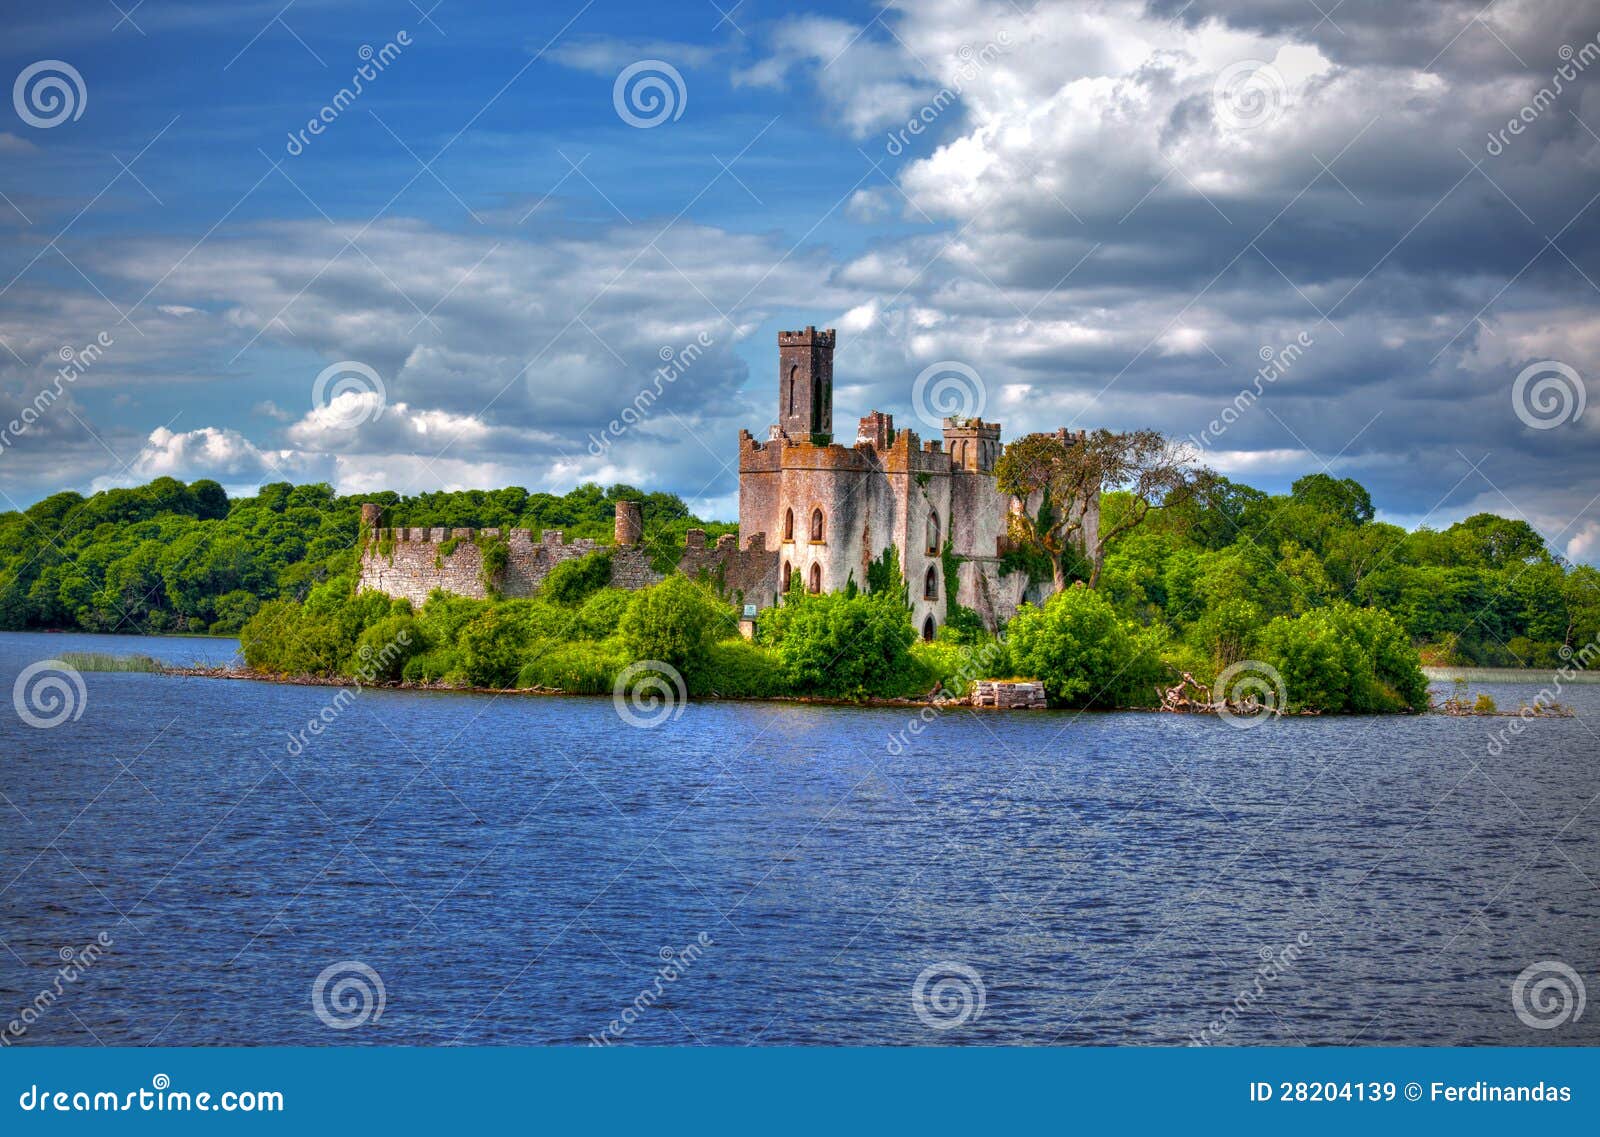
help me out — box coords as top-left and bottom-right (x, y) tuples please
(56, 651), (164, 673)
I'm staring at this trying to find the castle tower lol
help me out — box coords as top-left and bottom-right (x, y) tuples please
(777, 326), (835, 439)
(943, 418), (1002, 473)
(360, 502), (383, 528)
(614, 500), (642, 547)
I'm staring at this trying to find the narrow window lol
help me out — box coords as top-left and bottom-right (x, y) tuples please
(922, 615), (936, 642)
(926, 510), (940, 555)
(924, 565), (938, 600)
(788, 365), (797, 415)
(810, 508), (824, 542)
(783, 508), (795, 542)
(809, 563), (822, 594)
(781, 561), (792, 592)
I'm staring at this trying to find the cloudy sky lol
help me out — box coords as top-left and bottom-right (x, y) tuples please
(0, 0), (1596, 560)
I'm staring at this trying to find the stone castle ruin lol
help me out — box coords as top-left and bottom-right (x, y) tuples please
(359, 327), (1097, 636)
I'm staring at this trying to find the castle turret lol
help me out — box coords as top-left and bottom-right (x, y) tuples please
(856, 410), (894, 450)
(778, 326), (835, 439)
(614, 500), (642, 547)
(943, 417), (1002, 473)
(360, 502), (383, 528)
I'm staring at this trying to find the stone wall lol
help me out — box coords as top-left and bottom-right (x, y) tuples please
(358, 524), (778, 610)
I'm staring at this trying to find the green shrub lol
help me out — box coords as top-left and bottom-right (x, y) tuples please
(570, 588), (633, 639)
(690, 639), (788, 698)
(618, 575), (731, 673)
(1257, 602), (1428, 713)
(401, 648), (460, 684)
(1007, 584), (1167, 707)
(351, 614), (426, 682)
(516, 639), (629, 693)
(541, 550), (613, 607)
(758, 590), (916, 698)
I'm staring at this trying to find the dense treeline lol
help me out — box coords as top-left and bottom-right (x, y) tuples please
(3, 469), (1595, 711)
(1097, 473), (1599, 671)
(0, 477), (730, 635)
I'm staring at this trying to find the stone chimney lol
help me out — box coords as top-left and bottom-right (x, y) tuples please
(614, 500), (642, 547)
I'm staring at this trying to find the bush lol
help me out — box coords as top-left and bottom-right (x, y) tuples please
(1257, 602), (1428, 713)
(758, 590), (916, 698)
(1007, 584), (1167, 707)
(540, 550), (613, 607)
(690, 640), (789, 698)
(618, 576), (730, 674)
(351, 615), (426, 682)
(517, 639), (629, 694)
(570, 588), (633, 639)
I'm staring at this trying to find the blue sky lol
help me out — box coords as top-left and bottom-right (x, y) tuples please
(1, 0), (1598, 561)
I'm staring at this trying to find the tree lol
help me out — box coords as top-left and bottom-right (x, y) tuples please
(618, 576), (730, 674)
(995, 428), (1205, 590)
(1006, 583), (1167, 707)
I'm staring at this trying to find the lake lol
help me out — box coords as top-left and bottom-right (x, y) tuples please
(1, 630), (1596, 1046)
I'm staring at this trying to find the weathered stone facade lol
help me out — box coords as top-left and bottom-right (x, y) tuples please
(358, 326), (1097, 633)
(359, 513), (777, 609)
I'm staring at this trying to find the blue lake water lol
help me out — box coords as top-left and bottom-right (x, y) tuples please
(1, 630), (1596, 1046)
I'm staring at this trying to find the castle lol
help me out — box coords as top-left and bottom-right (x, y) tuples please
(358, 327), (1096, 636)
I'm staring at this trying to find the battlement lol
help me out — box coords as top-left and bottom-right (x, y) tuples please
(777, 325), (836, 346)
(944, 417), (1004, 473)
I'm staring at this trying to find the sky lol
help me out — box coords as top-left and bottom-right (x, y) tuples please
(0, 0), (1596, 561)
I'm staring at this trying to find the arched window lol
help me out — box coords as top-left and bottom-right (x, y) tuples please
(781, 561), (792, 592)
(808, 563), (822, 594)
(810, 508), (824, 542)
(811, 372), (823, 432)
(922, 615), (937, 642)
(783, 508), (795, 542)
(788, 365), (797, 415)
(926, 510), (940, 555)
(924, 565), (938, 600)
